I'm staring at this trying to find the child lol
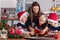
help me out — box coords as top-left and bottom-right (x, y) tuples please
(48, 13), (60, 40)
(48, 13), (60, 32)
(36, 13), (48, 35)
(17, 11), (30, 37)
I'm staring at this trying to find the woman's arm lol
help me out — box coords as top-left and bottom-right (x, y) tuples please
(29, 25), (35, 35)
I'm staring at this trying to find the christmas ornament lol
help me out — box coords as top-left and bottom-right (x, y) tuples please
(50, 7), (57, 11)
(57, 7), (60, 10)
(9, 27), (15, 35)
(50, 7), (60, 11)
(0, 28), (7, 38)
(0, 15), (7, 30)
(16, 29), (22, 35)
(1, 15), (7, 20)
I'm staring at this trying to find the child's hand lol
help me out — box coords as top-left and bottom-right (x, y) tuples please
(54, 32), (60, 39)
(39, 30), (44, 35)
(35, 29), (40, 34)
(54, 30), (58, 33)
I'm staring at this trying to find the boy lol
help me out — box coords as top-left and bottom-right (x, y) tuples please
(17, 11), (30, 37)
(48, 13), (60, 32)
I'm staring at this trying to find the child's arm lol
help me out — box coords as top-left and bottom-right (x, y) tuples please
(40, 26), (48, 35)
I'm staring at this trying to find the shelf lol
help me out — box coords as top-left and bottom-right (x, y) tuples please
(26, 2), (32, 4)
(7, 18), (18, 20)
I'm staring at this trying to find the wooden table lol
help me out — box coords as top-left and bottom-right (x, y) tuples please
(25, 37), (55, 40)
(0, 38), (26, 40)
(0, 37), (55, 40)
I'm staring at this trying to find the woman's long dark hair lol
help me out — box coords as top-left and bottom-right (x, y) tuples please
(29, 1), (43, 21)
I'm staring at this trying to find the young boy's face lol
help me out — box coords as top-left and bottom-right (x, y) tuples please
(49, 21), (58, 27)
(21, 15), (28, 23)
(39, 15), (46, 25)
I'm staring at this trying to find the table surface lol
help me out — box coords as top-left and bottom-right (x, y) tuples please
(25, 37), (55, 40)
(0, 37), (55, 40)
(0, 38), (26, 40)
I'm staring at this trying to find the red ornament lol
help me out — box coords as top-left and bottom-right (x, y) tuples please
(5, 22), (9, 27)
(1, 16), (5, 20)
(1, 15), (7, 20)
(9, 28), (15, 35)
(16, 29), (22, 35)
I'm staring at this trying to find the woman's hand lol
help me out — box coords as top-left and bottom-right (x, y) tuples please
(29, 26), (35, 36)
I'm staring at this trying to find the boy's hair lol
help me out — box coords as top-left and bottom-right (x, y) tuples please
(39, 13), (48, 23)
(39, 13), (46, 18)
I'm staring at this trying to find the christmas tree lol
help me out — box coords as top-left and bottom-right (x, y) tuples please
(0, 15), (8, 30)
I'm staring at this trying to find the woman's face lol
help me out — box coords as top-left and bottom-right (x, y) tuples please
(33, 6), (39, 14)
(39, 15), (46, 25)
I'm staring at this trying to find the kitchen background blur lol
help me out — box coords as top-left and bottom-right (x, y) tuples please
(0, 0), (60, 26)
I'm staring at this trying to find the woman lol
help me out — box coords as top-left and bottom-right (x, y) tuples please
(27, 1), (44, 36)
(29, 1), (42, 25)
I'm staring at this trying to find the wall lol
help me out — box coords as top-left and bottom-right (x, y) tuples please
(1, 0), (54, 25)
(26, 0), (53, 13)
(1, 0), (53, 12)
(0, 0), (1, 20)
(1, 0), (17, 8)
(37, 0), (53, 13)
